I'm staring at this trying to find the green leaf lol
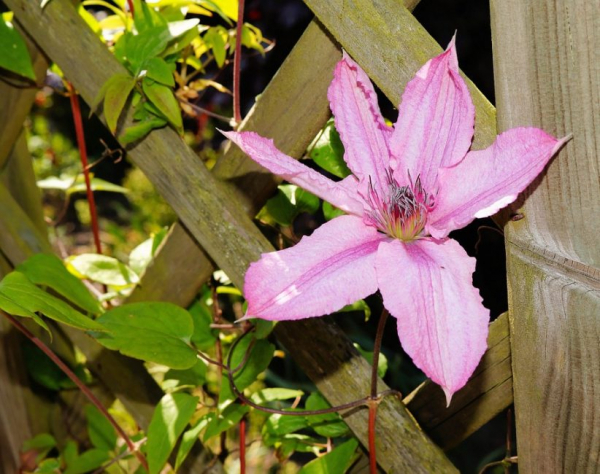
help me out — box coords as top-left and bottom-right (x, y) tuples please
(146, 393), (198, 474)
(298, 438), (359, 474)
(146, 57), (175, 87)
(90, 73), (128, 117)
(199, 0), (236, 21)
(322, 201), (345, 221)
(254, 319), (276, 339)
(119, 117), (167, 145)
(104, 75), (137, 133)
(123, 26), (171, 74)
(219, 337), (275, 404)
(203, 26), (228, 68)
(128, 229), (167, 276)
(0, 292), (49, 335)
(309, 119), (351, 179)
(133, 0), (168, 34)
(64, 448), (110, 474)
(142, 77), (183, 132)
(188, 295), (217, 350)
(163, 359), (207, 390)
(94, 302), (197, 369)
(85, 405), (117, 451)
(259, 184), (320, 227)
(16, 254), (102, 315)
(354, 343), (388, 378)
(241, 23), (264, 55)
(276, 433), (321, 457)
(162, 23), (199, 56)
(36, 458), (62, 473)
(203, 403), (249, 441)
(67, 254), (139, 288)
(305, 392), (350, 438)
(250, 388), (303, 404)
(264, 413), (309, 437)
(62, 440), (78, 467)
(174, 416), (211, 471)
(0, 272), (106, 332)
(0, 17), (36, 80)
(37, 175), (129, 195)
(22, 433), (56, 463)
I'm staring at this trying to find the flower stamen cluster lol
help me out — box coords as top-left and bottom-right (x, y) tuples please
(364, 172), (435, 241)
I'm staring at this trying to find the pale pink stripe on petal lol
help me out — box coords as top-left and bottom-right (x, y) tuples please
(328, 53), (391, 193)
(390, 37), (475, 190)
(244, 215), (386, 321)
(376, 238), (489, 404)
(223, 130), (364, 216)
(428, 128), (569, 239)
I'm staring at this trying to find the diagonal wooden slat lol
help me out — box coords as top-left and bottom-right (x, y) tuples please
(8, 2), (458, 470)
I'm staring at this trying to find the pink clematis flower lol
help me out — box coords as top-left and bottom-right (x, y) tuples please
(223, 38), (567, 404)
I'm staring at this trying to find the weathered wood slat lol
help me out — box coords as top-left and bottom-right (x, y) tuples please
(8, 3), (460, 471)
(490, 1), (599, 472)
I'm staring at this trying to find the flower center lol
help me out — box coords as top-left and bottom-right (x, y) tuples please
(364, 172), (434, 241)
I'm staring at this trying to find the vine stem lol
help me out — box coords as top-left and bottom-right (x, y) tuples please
(66, 82), (102, 255)
(1, 311), (148, 471)
(239, 416), (246, 474)
(232, 0), (245, 125)
(368, 308), (389, 474)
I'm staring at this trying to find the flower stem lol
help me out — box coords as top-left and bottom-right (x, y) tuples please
(67, 82), (102, 255)
(232, 0), (245, 125)
(239, 415), (246, 474)
(368, 308), (389, 474)
(1, 311), (148, 471)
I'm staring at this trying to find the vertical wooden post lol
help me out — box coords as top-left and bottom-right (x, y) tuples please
(490, 1), (599, 471)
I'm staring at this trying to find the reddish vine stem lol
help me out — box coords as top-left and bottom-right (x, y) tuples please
(126, 0), (134, 16)
(66, 82), (102, 255)
(1, 311), (148, 471)
(239, 416), (246, 474)
(368, 308), (389, 474)
(232, 0), (245, 125)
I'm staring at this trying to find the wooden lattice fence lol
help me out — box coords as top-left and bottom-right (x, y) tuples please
(0, 0), (595, 472)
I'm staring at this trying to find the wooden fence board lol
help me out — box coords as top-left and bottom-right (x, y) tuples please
(8, 2), (459, 470)
(491, 0), (599, 472)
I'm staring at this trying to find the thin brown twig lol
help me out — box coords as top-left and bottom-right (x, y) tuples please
(1, 311), (148, 470)
(177, 97), (233, 123)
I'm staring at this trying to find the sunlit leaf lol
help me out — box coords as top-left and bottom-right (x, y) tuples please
(338, 299), (371, 321)
(37, 175), (129, 196)
(250, 388), (303, 404)
(264, 413), (309, 436)
(203, 26), (228, 68)
(163, 359), (207, 391)
(146, 393), (198, 474)
(142, 77), (183, 133)
(93, 302), (197, 369)
(0, 16), (36, 80)
(146, 57), (175, 87)
(128, 229), (167, 276)
(66, 254), (139, 287)
(174, 415), (212, 471)
(298, 438), (359, 474)
(258, 184), (320, 227)
(0, 272), (106, 332)
(123, 26), (171, 74)
(322, 201), (345, 221)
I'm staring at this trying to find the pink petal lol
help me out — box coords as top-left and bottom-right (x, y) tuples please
(428, 128), (569, 238)
(376, 238), (489, 404)
(244, 215), (386, 321)
(328, 53), (391, 193)
(223, 130), (364, 216)
(390, 37), (475, 190)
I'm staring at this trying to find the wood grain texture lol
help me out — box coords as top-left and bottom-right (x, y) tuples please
(491, 0), (600, 471)
(1, 130), (47, 236)
(405, 313), (512, 450)
(7, 3), (460, 470)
